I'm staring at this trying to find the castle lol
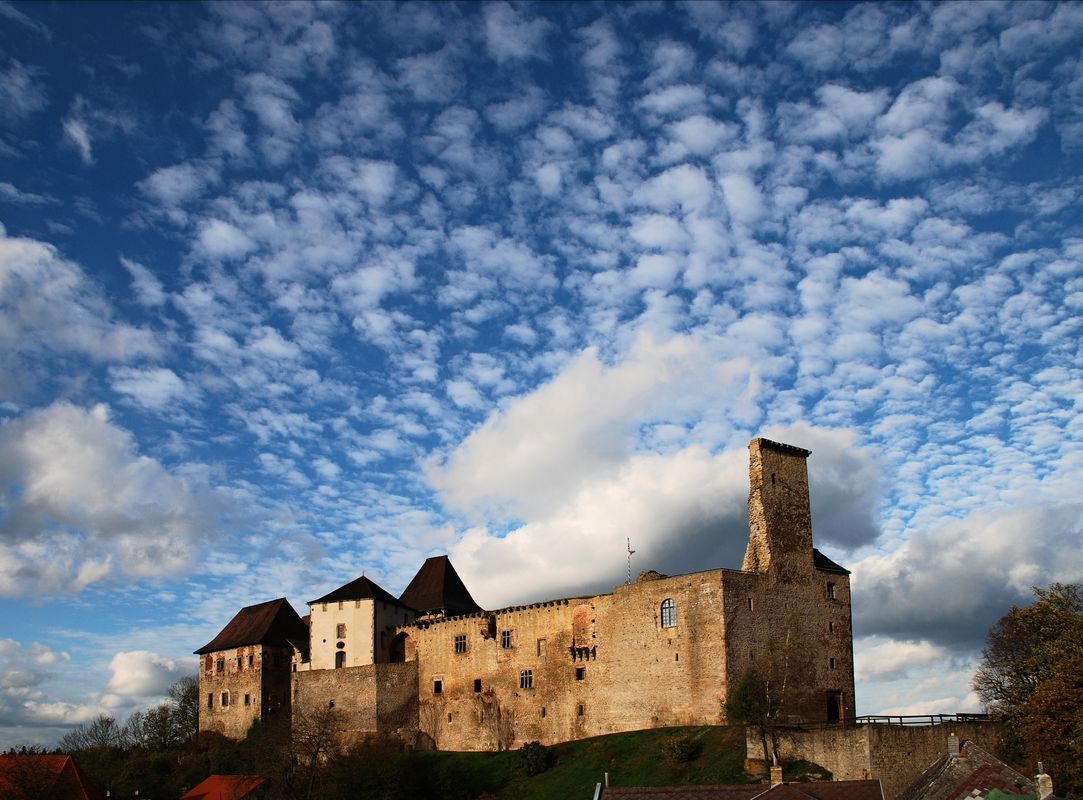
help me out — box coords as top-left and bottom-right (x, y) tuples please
(195, 438), (856, 750)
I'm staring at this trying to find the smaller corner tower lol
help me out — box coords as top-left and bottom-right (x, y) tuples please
(742, 437), (814, 577)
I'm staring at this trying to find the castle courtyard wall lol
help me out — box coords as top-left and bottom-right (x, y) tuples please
(764, 722), (1002, 800)
(292, 661), (419, 744)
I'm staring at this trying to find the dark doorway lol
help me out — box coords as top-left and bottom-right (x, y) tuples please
(826, 692), (841, 722)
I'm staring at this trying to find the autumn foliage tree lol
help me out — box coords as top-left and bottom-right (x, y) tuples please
(972, 583), (1083, 796)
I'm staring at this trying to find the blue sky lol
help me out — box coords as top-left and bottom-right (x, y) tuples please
(1, 0), (1082, 748)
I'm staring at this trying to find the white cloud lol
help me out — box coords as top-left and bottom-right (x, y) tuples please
(719, 172), (765, 225)
(105, 651), (188, 697)
(197, 218), (257, 260)
(109, 367), (190, 410)
(0, 403), (215, 595)
(119, 256), (166, 306)
(62, 117), (93, 164)
(483, 2), (551, 63)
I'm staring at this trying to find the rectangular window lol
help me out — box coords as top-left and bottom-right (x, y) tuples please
(828, 621), (835, 633)
(207, 693), (213, 709)
(244, 693), (250, 706)
(826, 582), (836, 599)
(335, 651), (346, 669)
(577, 703), (585, 717)
(830, 657), (837, 670)
(248, 654), (254, 667)
(215, 658), (224, 673)
(747, 598), (754, 611)
(541, 707), (546, 718)
(236, 656), (242, 670)
(338, 601), (343, 610)
(433, 679), (442, 695)
(575, 666), (585, 681)
(501, 629), (513, 649)
(329, 700), (335, 709)
(221, 692), (229, 708)
(519, 670), (533, 689)
(336, 623), (347, 638)
(454, 634), (467, 654)
(537, 638), (547, 657)
(474, 679), (482, 693)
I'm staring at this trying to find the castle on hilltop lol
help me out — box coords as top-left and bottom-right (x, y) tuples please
(195, 438), (856, 750)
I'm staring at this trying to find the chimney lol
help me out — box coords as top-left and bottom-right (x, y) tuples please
(947, 733), (960, 758)
(770, 765), (784, 786)
(1036, 763), (1053, 800)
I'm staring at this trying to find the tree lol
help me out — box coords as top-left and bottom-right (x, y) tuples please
(168, 674), (199, 743)
(973, 583), (1083, 793)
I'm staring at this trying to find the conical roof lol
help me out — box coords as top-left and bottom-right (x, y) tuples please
(399, 555), (482, 616)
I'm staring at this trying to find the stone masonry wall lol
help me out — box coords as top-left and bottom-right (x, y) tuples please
(765, 722), (1003, 800)
(292, 661), (419, 745)
(199, 644), (293, 738)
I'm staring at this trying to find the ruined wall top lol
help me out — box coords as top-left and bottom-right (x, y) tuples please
(742, 437), (815, 576)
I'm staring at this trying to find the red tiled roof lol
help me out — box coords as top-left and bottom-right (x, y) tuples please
(602, 781), (882, 800)
(194, 598), (308, 655)
(180, 774), (264, 800)
(0, 754), (106, 800)
(399, 555), (482, 616)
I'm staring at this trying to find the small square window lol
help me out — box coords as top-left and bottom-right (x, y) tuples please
(501, 629), (513, 649)
(236, 656), (242, 670)
(454, 634), (467, 654)
(336, 623), (347, 638)
(244, 693), (250, 706)
(474, 679), (482, 693)
(215, 658), (224, 673)
(577, 703), (585, 717)
(221, 692), (229, 708)
(826, 582), (836, 599)
(248, 654), (254, 667)
(329, 700), (335, 709)
(575, 666), (585, 681)
(434, 679), (442, 695)
(520, 670), (533, 690)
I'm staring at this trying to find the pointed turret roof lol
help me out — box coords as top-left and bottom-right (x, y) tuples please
(310, 574), (406, 607)
(194, 597), (308, 654)
(399, 555), (482, 616)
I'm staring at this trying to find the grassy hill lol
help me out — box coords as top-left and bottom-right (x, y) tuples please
(414, 725), (831, 799)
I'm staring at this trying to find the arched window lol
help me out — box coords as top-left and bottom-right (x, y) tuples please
(335, 651), (346, 668)
(661, 598), (676, 628)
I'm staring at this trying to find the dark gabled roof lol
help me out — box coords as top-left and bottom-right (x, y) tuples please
(756, 438), (812, 458)
(310, 574), (406, 606)
(194, 598), (308, 655)
(180, 774), (265, 800)
(898, 741), (1032, 800)
(601, 781), (882, 800)
(399, 555), (482, 616)
(813, 548), (850, 575)
(0, 754), (106, 800)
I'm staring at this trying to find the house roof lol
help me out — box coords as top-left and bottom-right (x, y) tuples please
(0, 754), (106, 800)
(813, 549), (850, 575)
(898, 741), (1032, 800)
(180, 774), (264, 800)
(310, 574), (406, 606)
(194, 598), (309, 655)
(755, 438), (812, 458)
(399, 555), (482, 616)
(601, 780), (883, 800)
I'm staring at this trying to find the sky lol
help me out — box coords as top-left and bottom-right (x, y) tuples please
(0, 0), (1082, 750)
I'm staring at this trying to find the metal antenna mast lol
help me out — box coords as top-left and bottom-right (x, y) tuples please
(626, 538), (636, 584)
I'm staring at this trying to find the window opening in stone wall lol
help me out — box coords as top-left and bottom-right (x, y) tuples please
(829, 657), (836, 670)
(338, 601), (343, 610)
(661, 598), (677, 628)
(454, 634), (467, 653)
(747, 597), (754, 611)
(541, 707), (546, 718)
(216, 658), (224, 673)
(248, 654), (254, 667)
(577, 703), (585, 716)
(336, 623), (347, 638)
(520, 670), (533, 689)
(292, 662), (297, 673)
(501, 629), (513, 649)
(575, 666), (585, 680)
(675, 652), (679, 661)
(335, 651), (346, 668)
(205, 654), (212, 671)
(474, 678), (482, 693)
(207, 693), (213, 709)
(244, 693), (250, 706)
(771, 473), (776, 485)
(826, 582), (836, 599)
(434, 679), (442, 695)
(221, 692), (229, 707)
(329, 700), (335, 709)
(236, 656), (242, 670)
(828, 621), (834, 633)
(537, 638), (547, 657)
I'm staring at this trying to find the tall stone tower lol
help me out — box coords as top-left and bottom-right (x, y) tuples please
(742, 437), (814, 578)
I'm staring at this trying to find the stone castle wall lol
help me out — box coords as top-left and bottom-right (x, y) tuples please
(761, 722), (1002, 800)
(292, 661), (419, 744)
(199, 644), (294, 738)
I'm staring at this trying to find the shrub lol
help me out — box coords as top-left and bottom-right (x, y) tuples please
(661, 733), (702, 763)
(520, 740), (553, 776)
